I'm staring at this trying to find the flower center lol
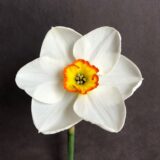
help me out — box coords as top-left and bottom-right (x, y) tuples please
(63, 59), (99, 94)
(75, 73), (87, 85)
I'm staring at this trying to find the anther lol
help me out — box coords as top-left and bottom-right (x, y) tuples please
(77, 81), (80, 84)
(80, 81), (83, 84)
(83, 78), (87, 82)
(75, 77), (80, 81)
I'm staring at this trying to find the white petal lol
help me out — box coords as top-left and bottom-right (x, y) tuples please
(100, 55), (143, 100)
(73, 26), (121, 73)
(15, 57), (65, 104)
(31, 94), (82, 134)
(40, 26), (82, 64)
(74, 86), (126, 132)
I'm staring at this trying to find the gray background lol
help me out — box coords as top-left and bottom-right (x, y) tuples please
(0, 0), (160, 160)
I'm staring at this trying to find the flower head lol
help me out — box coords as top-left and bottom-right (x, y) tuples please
(15, 26), (143, 134)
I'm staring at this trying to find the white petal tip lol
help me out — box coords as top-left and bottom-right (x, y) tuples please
(128, 78), (143, 98)
(15, 69), (23, 89)
(110, 127), (124, 133)
(38, 130), (41, 134)
(88, 120), (125, 133)
(37, 128), (50, 135)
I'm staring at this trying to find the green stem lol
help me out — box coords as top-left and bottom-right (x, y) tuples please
(68, 126), (75, 160)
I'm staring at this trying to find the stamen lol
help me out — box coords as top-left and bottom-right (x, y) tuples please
(75, 73), (87, 85)
(75, 77), (80, 81)
(83, 78), (87, 82)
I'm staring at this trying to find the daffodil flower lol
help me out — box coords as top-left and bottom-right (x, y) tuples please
(15, 26), (143, 134)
